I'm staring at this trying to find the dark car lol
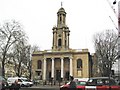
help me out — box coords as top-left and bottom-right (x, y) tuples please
(85, 77), (120, 90)
(0, 76), (9, 90)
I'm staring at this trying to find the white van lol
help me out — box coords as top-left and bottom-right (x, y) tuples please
(7, 77), (33, 87)
(19, 77), (33, 87)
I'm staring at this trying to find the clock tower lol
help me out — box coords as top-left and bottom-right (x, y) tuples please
(52, 6), (70, 51)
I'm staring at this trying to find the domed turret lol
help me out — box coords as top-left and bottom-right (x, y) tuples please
(57, 7), (66, 14)
(57, 7), (66, 27)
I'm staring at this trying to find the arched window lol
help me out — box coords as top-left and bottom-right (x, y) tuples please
(37, 60), (42, 69)
(58, 39), (62, 47)
(77, 59), (82, 69)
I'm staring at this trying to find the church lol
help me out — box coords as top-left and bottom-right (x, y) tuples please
(32, 6), (93, 82)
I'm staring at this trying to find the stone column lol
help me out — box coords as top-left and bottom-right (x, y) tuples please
(67, 33), (69, 48)
(51, 58), (54, 78)
(43, 58), (46, 80)
(61, 57), (64, 78)
(52, 28), (57, 50)
(62, 29), (65, 49)
(70, 57), (73, 76)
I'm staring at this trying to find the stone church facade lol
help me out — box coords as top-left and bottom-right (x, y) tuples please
(32, 6), (93, 82)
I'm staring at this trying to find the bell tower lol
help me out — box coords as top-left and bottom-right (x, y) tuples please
(52, 5), (70, 51)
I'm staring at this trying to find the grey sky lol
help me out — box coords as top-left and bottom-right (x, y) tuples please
(0, 0), (118, 53)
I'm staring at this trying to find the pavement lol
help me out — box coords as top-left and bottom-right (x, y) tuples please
(31, 84), (60, 88)
(20, 84), (60, 90)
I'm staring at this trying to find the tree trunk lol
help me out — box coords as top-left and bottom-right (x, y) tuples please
(2, 50), (7, 77)
(2, 61), (5, 77)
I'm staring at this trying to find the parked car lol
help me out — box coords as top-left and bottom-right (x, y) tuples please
(60, 77), (120, 90)
(7, 77), (22, 87)
(85, 77), (120, 90)
(20, 77), (33, 87)
(0, 76), (9, 90)
(7, 77), (33, 87)
(60, 79), (87, 90)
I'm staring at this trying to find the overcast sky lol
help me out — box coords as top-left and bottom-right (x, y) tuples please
(0, 0), (118, 53)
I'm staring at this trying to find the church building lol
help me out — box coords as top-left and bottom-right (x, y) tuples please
(32, 6), (93, 82)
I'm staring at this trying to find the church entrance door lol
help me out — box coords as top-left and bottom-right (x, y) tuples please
(65, 71), (69, 80)
(56, 70), (61, 81)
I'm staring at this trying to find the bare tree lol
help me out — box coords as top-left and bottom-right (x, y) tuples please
(21, 45), (32, 79)
(26, 45), (32, 79)
(21, 45), (40, 79)
(93, 30), (118, 77)
(32, 45), (41, 52)
(12, 38), (29, 77)
(13, 44), (40, 78)
(0, 20), (25, 77)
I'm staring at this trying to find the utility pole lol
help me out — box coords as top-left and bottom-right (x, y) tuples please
(118, 1), (120, 82)
(107, 0), (120, 82)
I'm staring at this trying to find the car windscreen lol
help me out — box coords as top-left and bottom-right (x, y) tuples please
(77, 81), (86, 86)
(0, 76), (6, 81)
(21, 79), (29, 82)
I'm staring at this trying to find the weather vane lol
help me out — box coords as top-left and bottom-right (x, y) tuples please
(61, 2), (63, 7)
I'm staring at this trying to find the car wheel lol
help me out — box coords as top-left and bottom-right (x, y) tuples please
(21, 84), (25, 87)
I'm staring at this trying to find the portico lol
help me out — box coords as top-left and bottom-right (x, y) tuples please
(43, 56), (73, 81)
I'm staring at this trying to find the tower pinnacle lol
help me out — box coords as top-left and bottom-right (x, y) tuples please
(61, 2), (63, 7)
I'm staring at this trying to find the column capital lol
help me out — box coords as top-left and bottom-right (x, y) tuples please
(43, 57), (46, 60)
(51, 57), (54, 60)
(61, 57), (64, 59)
(69, 56), (73, 59)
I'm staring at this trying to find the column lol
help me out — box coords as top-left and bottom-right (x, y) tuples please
(67, 33), (69, 48)
(51, 58), (54, 78)
(53, 32), (55, 49)
(43, 58), (46, 80)
(61, 57), (64, 78)
(70, 57), (73, 76)
(52, 28), (57, 50)
(62, 29), (65, 49)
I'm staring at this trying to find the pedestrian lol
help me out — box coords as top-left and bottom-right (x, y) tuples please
(10, 80), (20, 90)
(69, 76), (76, 90)
(118, 81), (120, 85)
